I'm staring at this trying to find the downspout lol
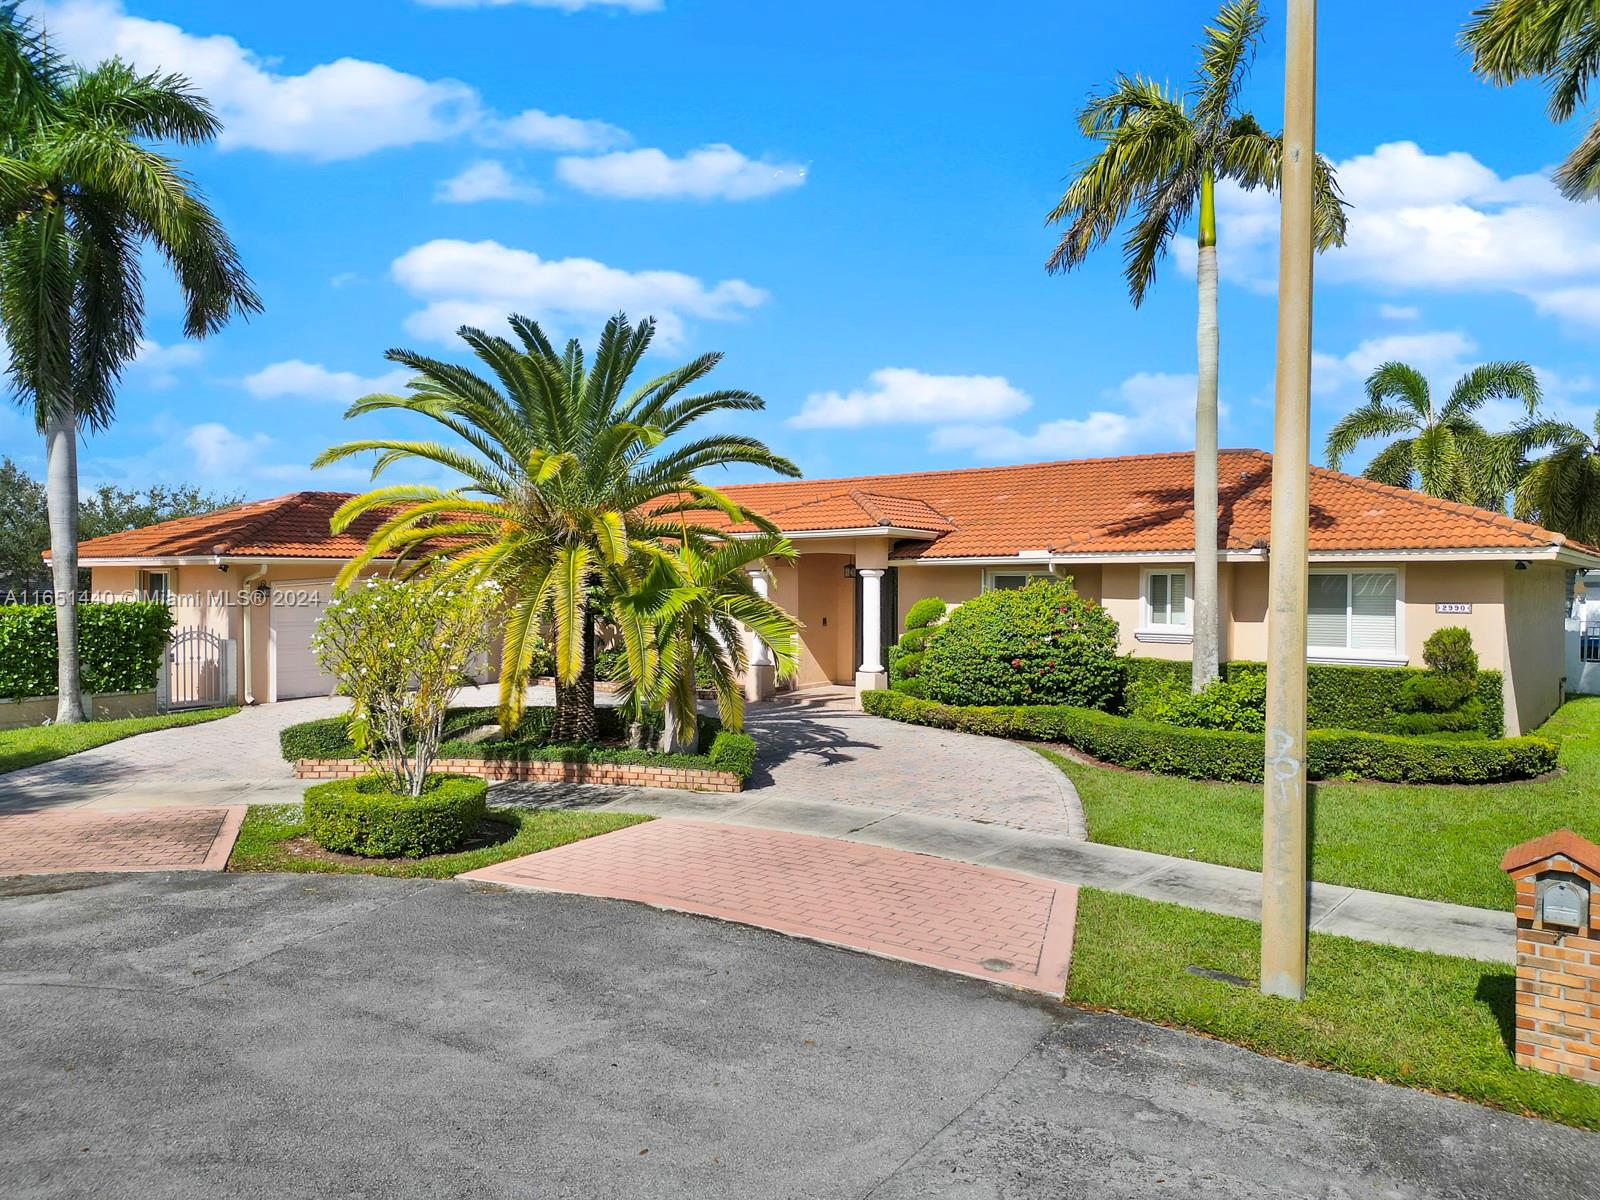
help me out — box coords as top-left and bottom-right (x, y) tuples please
(241, 563), (268, 705)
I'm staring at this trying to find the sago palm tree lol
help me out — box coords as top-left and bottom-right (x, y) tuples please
(625, 533), (800, 754)
(1464, 1), (1600, 199)
(1510, 412), (1600, 543)
(316, 312), (800, 742)
(1324, 361), (1540, 509)
(1045, 0), (1347, 693)
(0, 6), (259, 722)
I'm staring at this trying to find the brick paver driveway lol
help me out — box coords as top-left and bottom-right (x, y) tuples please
(464, 819), (1079, 994)
(0, 805), (245, 874)
(741, 691), (1085, 837)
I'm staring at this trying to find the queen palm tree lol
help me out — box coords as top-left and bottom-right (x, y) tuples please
(1324, 361), (1540, 509)
(625, 533), (800, 755)
(0, 6), (260, 723)
(1464, 1), (1600, 199)
(1509, 412), (1600, 543)
(1046, 0), (1347, 693)
(316, 312), (800, 742)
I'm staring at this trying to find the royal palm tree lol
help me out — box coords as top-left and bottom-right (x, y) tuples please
(1510, 412), (1600, 543)
(1045, 0), (1347, 693)
(1465, 1), (1600, 199)
(316, 312), (800, 742)
(625, 533), (799, 754)
(0, 6), (259, 723)
(1324, 361), (1540, 509)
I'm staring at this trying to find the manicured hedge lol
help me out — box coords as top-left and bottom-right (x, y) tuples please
(861, 689), (1557, 784)
(0, 602), (174, 700)
(282, 705), (758, 780)
(304, 773), (488, 857)
(1124, 658), (1505, 738)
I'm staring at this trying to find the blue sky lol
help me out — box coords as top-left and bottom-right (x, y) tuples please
(8, 0), (1600, 498)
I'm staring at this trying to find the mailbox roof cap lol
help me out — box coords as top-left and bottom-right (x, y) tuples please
(1501, 828), (1600, 877)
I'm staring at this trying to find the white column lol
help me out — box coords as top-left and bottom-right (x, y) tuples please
(748, 569), (773, 666)
(744, 568), (776, 701)
(855, 569), (888, 704)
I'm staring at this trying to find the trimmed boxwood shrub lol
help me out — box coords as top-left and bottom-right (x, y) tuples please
(904, 596), (948, 630)
(861, 688), (1557, 784)
(1124, 658), (1505, 738)
(0, 601), (174, 699)
(304, 773), (488, 857)
(707, 730), (757, 779)
(920, 579), (1126, 709)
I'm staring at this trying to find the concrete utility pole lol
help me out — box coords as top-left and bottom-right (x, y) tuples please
(1261, 0), (1317, 1001)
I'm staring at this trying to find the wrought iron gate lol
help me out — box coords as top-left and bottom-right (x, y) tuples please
(159, 628), (236, 710)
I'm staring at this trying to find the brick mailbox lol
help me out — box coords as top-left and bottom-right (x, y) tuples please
(1501, 829), (1600, 1085)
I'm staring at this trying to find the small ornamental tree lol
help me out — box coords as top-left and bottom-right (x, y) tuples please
(919, 578), (1126, 709)
(311, 577), (498, 796)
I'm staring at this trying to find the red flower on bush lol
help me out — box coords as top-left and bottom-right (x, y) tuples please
(1011, 658), (1023, 668)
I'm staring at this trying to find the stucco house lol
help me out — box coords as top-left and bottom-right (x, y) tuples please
(74, 448), (1600, 735)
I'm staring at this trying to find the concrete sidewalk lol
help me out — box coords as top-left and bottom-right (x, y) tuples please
(497, 782), (1516, 963)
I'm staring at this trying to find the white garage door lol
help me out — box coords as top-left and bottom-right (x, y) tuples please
(271, 581), (339, 700)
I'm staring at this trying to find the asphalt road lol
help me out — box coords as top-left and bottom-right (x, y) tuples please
(1, 872), (1594, 1199)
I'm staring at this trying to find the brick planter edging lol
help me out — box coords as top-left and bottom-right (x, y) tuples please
(294, 757), (743, 793)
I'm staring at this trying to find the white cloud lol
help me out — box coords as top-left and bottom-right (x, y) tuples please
(491, 108), (629, 152)
(435, 159), (544, 204)
(557, 144), (807, 200)
(1378, 304), (1420, 320)
(243, 361), (411, 405)
(417, 0), (661, 9)
(390, 238), (768, 347)
(790, 368), (1030, 429)
(1204, 141), (1600, 327)
(1311, 330), (1477, 395)
(183, 422), (272, 477)
(130, 338), (203, 388)
(37, 0), (478, 160)
(931, 372), (1201, 461)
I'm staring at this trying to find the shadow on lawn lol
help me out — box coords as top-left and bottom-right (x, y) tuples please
(1475, 973), (1518, 1057)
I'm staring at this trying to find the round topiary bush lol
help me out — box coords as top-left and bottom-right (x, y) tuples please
(904, 596), (948, 631)
(304, 774), (488, 858)
(919, 578), (1126, 708)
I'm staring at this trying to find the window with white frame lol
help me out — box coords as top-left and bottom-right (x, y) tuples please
(984, 570), (1046, 592)
(1307, 570), (1398, 657)
(137, 570), (171, 603)
(1142, 569), (1189, 630)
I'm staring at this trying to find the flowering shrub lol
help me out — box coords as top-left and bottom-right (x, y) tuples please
(918, 579), (1126, 709)
(311, 577), (498, 796)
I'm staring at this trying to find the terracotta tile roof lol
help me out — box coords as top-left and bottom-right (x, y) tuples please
(71, 492), (391, 561)
(719, 449), (1592, 560)
(73, 450), (1596, 565)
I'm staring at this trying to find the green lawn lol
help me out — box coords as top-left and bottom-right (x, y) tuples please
(1038, 695), (1600, 911)
(228, 803), (650, 879)
(1068, 888), (1600, 1130)
(0, 706), (239, 775)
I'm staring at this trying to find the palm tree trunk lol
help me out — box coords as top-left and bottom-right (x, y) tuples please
(44, 410), (85, 724)
(659, 660), (699, 755)
(553, 600), (598, 743)
(1192, 170), (1222, 694)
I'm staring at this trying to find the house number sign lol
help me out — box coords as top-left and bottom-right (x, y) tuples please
(1434, 602), (1473, 615)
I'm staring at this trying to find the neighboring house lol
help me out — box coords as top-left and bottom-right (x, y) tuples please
(74, 449), (1600, 734)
